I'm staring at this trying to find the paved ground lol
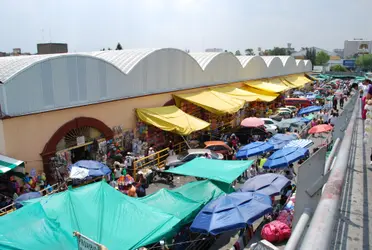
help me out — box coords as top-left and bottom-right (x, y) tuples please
(330, 103), (372, 250)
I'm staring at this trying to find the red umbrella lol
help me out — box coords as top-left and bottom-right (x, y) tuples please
(308, 124), (333, 134)
(240, 117), (264, 127)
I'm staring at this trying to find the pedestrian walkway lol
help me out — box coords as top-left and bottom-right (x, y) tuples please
(331, 112), (372, 249)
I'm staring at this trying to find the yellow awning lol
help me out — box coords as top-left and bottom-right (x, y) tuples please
(284, 75), (312, 87)
(244, 79), (289, 93)
(211, 86), (259, 102)
(136, 105), (210, 136)
(240, 86), (279, 102)
(173, 90), (245, 115)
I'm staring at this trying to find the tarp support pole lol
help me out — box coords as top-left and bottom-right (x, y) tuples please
(182, 136), (192, 149)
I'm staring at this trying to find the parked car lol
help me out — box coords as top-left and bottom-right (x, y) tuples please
(270, 110), (292, 121)
(261, 118), (279, 135)
(285, 106), (298, 113)
(165, 149), (223, 167)
(204, 141), (233, 156)
(276, 107), (293, 114)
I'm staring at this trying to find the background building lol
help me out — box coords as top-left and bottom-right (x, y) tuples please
(37, 43), (68, 54)
(344, 39), (372, 58)
(333, 49), (344, 58)
(205, 48), (224, 53)
(291, 47), (338, 59)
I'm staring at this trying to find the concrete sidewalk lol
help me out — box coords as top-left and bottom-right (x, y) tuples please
(331, 112), (372, 249)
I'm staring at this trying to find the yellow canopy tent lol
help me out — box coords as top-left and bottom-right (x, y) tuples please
(240, 86), (279, 102)
(283, 75), (311, 87)
(244, 79), (289, 93)
(268, 77), (296, 89)
(173, 90), (245, 115)
(136, 105), (210, 136)
(211, 86), (259, 102)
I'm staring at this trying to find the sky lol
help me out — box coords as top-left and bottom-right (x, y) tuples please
(1, 0), (372, 54)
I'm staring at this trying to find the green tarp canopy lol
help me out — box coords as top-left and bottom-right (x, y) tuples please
(0, 181), (181, 250)
(139, 180), (229, 226)
(165, 158), (254, 184)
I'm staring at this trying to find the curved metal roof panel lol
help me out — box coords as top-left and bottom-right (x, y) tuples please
(236, 56), (256, 68)
(261, 56), (280, 67)
(295, 59), (303, 66)
(276, 56), (292, 66)
(189, 52), (221, 70)
(0, 54), (60, 83)
(87, 49), (159, 74)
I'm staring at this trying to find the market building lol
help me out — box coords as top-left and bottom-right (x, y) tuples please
(0, 48), (312, 178)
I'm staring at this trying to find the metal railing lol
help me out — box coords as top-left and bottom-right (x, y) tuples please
(299, 97), (359, 249)
(0, 182), (59, 216)
(132, 141), (188, 178)
(285, 94), (359, 250)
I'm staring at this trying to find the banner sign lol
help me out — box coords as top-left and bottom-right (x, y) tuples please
(343, 60), (356, 68)
(74, 232), (108, 250)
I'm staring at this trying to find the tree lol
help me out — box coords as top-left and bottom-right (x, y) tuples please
(267, 47), (288, 56)
(116, 43), (123, 50)
(356, 54), (372, 71)
(245, 48), (255, 56)
(305, 47), (316, 69)
(315, 51), (330, 65)
(235, 50), (241, 56)
(330, 64), (348, 72)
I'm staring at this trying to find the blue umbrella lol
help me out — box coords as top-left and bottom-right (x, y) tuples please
(15, 192), (42, 203)
(263, 147), (309, 169)
(190, 192), (272, 235)
(236, 142), (274, 159)
(240, 173), (291, 196)
(293, 91), (304, 96)
(69, 160), (111, 177)
(297, 106), (322, 116)
(267, 133), (297, 150)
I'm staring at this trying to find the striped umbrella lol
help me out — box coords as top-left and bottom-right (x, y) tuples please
(283, 139), (314, 149)
(0, 155), (24, 174)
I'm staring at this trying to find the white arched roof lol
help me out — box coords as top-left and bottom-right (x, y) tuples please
(236, 56), (255, 68)
(303, 60), (313, 71)
(0, 49), (308, 116)
(238, 56), (268, 79)
(295, 60), (306, 73)
(261, 56), (284, 76)
(277, 56), (297, 75)
(188, 52), (221, 70)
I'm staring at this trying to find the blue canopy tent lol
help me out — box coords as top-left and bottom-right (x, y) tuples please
(190, 192), (272, 235)
(239, 173), (291, 196)
(236, 142), (274, 159)
(68, 160), (111, 179)
(267, 133), (298, 150)
(297, 106), (322, 116)
(263, 147), (309, 169)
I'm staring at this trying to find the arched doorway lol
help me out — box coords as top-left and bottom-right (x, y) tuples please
(40, 117), (113, 182)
